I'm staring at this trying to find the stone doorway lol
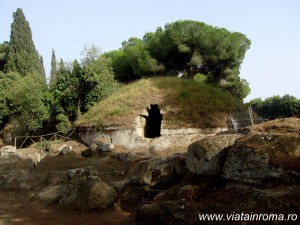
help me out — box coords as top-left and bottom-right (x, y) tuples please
(143, 104), (163, 138)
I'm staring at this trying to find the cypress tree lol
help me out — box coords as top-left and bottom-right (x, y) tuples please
(49, 49), (58, 89)
(39, 55), (47, 86)
(5, 8), (44, 76)
(58, 58), (66, 74)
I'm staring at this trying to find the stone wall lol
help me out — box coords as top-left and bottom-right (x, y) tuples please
(78, 126), (227, 155)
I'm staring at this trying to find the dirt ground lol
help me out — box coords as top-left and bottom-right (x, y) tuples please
(0, 191), (141, 225)
(0, 139), (146, 225)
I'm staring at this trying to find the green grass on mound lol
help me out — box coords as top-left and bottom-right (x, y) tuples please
(75, 77), (244, 129)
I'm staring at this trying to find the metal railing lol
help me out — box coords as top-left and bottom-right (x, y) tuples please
(229, 106), (264, 132)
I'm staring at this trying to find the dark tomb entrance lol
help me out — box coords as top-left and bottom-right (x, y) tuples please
(144, 104), (163, 138)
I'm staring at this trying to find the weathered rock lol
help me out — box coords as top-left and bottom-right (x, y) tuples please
(223, 133), (300, 185)
(115, 152), (143, 163)
(58, 144), (73, 155)
(159, 200), (198, 225)
(125, 154), (187, 188)
(67, 168), (88, 178)
(186, 134), (241, 175)
(0, 170), (34, 190)
(120, 186), (156, 211)
(0, 146), (47, 165)
(45, 171), (69, 185)
(148, 135), (204, 154)
(133, 177), (300, 225)
(136, 203), (161, 221)
(157, 182), (300, 225)
(79, 126), (228, 155)
(2, 131), (13, 145)
(110, 179), (131, 191)
(92, 135), (114, 152)
(0, 138), (4, 148)
(137, 198), (217, 225)
(46, 166), (97, 180)
(34, 185), (67, 203)
(67, 166), (98, 180)
(60, 180), (118, 211)
(16, 148), (48, 165)
(35, 166), (111, 209)
(237, 127), (252, 135)
(111, 130), (146, 150)
(177, 185), (203, 201)
(0, 145), (16, 153)
(0, 145), (18, 164)
(35, 167), (101, 207)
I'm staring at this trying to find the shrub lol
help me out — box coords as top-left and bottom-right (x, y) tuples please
(56, 114), (72, 135)
(249, 95), (300, 120)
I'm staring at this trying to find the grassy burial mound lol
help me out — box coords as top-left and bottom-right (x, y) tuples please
(75, 77), (244, 129)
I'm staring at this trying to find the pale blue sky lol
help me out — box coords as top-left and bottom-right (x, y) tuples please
(0, 0), (299, 102)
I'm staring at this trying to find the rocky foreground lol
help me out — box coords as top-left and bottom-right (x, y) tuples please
(0, 118), (299, 225)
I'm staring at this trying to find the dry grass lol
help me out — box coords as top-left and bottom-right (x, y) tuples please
(250, 117), (300, 135)
(75, 77), (244, 129)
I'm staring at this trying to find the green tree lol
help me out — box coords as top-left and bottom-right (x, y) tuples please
(0, 71), (20, 127)
(39, 55), (47, 86)
(71, 59), (84, 118)
(250, 95), (300, 119)
(81, 52), (120, 111)
(7, 73), (50, 133)
(107, 37), (165, 82)
(121, 37), (164, 79)
(47, 57), (73, 133)
(0, 41), (9, 72)
(55, 113), (72, 135)
(147, 20), (251, 83)
(105, 49), (133, 82)
(49, 49), (58, 89)
(80, 44), (101, 65)
(108, 20), (251, 99)
(221, 77), (251, 100)
(58, 58), (66, 74)
(1, 71), (50, 132)
(5, 8), (44, 77)
(51, 46), (120, 124)
(144, 27), (179, 73)
(53, 59), (77, 121)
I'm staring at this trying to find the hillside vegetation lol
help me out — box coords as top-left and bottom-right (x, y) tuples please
(75, 77), (244, 129)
